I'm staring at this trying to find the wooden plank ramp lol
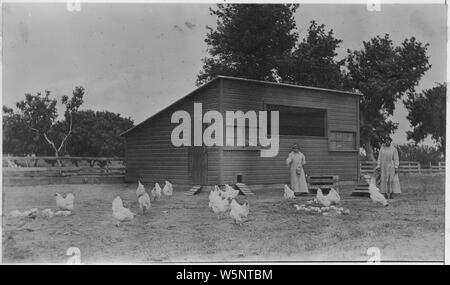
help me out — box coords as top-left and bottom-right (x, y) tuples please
(234, 183), (254, 196)
(185, 185), (202, 196)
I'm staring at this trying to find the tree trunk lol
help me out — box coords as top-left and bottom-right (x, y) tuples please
(363, 139), (376, 162)
(360, 114), (376, 161)
(43, 133), (63, 167)
(54, 152), (62, 168)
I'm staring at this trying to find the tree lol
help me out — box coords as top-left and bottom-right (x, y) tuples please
(396, 143), (444, 166)
(4, 88), (134, 159)
(3, 106), (35, 155)
(3, 105), (61, 156)
(65, 110), (134, 157)
(404, 83), (446, 155)
(345, 34), (431, 160)
(15, 87), (84, 164)
(197, 4), (299, 86)
(278, 20), (346, 90)
(3, 107), (133, 158)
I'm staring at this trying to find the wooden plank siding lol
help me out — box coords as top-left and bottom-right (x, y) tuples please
(123, 76), (361, 188)
(219, 78), (360, 183)
(124, 82), (220, 185)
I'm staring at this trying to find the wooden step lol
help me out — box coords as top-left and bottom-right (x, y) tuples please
(308, 175), (336, 179)
(351, 181), (370, 197)
(234, 183), (255, 196)
(308, 187), (333, 195)
(307, 175), (339, 195)
(351, 189), (370, 197)
(185, 185), (202, 196)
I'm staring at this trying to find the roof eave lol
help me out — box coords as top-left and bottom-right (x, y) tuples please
(120, 75), (363, 137)
(217, 75), (363, 97)
(120, 76), (221, 137)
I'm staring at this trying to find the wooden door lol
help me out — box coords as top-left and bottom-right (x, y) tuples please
(189, 146), (208, 185)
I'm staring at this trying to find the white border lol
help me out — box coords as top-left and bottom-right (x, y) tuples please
(0, 0), (447, 266)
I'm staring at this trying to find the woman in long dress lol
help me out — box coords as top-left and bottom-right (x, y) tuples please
(376, 137), (401, 199)
(286, 144), (309, 195)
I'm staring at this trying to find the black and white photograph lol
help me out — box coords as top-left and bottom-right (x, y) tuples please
(0, 0), (447, 265)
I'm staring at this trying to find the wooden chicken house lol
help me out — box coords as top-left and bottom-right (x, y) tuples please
(121, 76), (362, 191)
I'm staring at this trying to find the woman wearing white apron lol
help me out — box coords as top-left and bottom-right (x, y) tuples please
(286, 144), (309, 195)
(376, 137), (401, 199)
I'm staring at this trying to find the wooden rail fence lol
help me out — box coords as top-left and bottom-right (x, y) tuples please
(3, 156), (445, 180)
(2, 156), (125, 176)
(360, 160), (445, 176)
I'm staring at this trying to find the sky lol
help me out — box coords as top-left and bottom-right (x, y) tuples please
(1, 2), (447, 146)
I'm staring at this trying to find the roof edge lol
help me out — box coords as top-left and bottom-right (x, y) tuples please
(217, 75), (363, 97)
(121, 75), (363, 137)
(120, 76), (220, 136)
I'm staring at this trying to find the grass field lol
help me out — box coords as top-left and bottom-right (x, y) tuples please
(1, 174), (445, 263)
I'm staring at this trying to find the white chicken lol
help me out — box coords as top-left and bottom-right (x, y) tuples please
(284, 184), (295, 199)
(151, 183), (162, 200)
(54, 210), (72, 217)
(55, 193), (75, 211)
(66, 247), (81, 264)
(9, 210), (23, 218)
(327, 188), (341, 205)
(136, 180), (151, 214)
(10, 208), (38, 218)
(294, 204), (306, 211)
(211, 195), (231, 219)
(138, 191), (151, 214)
(22, 208), (39, 219)
(316, 188), (331, 207)
(224, 184), (239, 199)
(136, 180), (146, 197)
(310, 206), (322, 213)
(369, 177), (388, 207)
(41, 208), (55, 218)
(112, 196), (136, 225)
(163, 180), (173, 197)
(208, 185), (221, 208)
(229, 199), (250, 225)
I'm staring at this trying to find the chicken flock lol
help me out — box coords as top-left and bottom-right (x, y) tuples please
(9, 192), (75, 219)
(7, 180), (174, 226)
(208, 184), (249, 225)
(285, 184), (350, 216)
(8, 174), (388, 228)
(112, 180), (173, 226)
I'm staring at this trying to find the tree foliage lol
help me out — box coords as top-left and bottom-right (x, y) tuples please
(14, 87), (85, 159)
(2, 105), (42, 155)
(396, 143), (444, 166)
(199, 6), (433, 160)
(279, 20), (345, 90)
(197, 4), (299, 85)
(3, 89), (134, 158)
(345, 34), (431, 160)
(65, 110), (134, 157)
(404, 83), (446, 154)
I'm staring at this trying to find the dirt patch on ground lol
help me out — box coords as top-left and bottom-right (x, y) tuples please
(1, 175), (444, 263)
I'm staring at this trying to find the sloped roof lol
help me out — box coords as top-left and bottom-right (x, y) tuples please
(120, 75), (362, 136)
